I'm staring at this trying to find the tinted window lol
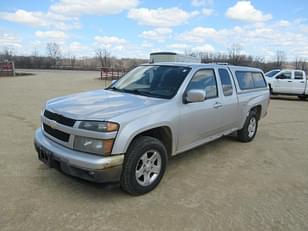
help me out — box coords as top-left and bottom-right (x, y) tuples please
(187, 69), (218, 98)
(265, 70), (280, 77)
(294, 71), (304, 80)
(252, 72), (267, 88)
(277, 71), (291, 79)
(236, 71), (267, 90)
(218, 68), (233, 96)
(236, 71), (254, 90)
(110, 65), (191, 99)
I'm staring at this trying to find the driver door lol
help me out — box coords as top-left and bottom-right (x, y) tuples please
(178, 69), (222, 151)
(272, 71), (292, 93)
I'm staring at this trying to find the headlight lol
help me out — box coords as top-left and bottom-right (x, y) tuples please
(74, 136), (114, 155)
(79, 121), (119, 132)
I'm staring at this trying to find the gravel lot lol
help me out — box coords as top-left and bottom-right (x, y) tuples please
(1, 69), (308, 231)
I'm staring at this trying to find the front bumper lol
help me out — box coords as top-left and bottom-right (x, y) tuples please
(34, 128), (124, 183)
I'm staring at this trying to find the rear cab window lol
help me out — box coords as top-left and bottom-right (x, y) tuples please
(294, 71), (304, 80)
(218, 68), (233, 96)
(235, 71), (267, 90)
(252, 73), (267, 88)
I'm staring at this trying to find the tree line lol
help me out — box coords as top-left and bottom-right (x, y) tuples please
(0, 43), (147, 71)
(185, 44), (307, 73)
(0, 42), (307, 73)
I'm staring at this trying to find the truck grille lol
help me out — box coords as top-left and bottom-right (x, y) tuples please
(43, 124), (70, 142)
(44, 110), (76, 127)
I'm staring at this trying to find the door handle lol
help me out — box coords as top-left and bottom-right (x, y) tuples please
(288, 81), (292, 82)
(300, 81), (305, 83)
(213, 102), (223, 109)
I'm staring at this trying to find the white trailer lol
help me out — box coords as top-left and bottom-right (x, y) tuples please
(150, 52), (201, 64)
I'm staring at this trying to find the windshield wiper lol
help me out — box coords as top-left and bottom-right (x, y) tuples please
(124, 89), (167, 99)
(107, 87), (168, 99)
(105, 86), (121, 91)
(106, 87), (144, 95)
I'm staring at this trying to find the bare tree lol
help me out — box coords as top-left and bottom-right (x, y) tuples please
(70, 55), (76, 69)
(228, 43), (243, 65)
(301, 60), (307, 72)
(31, 48), (39, 57)
(199, 52), (212, 63)
(275, 50), (286, 69)
(46, 42), (61, 59)
(0, 47), (14, 61)
(295, 57), (307, 71)
(95, 48), (111, 67)
(184, 48), (198, 57)
(46, 42), (61, 67)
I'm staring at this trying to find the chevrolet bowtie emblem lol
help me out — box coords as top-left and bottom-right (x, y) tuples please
(50, 120), (57, 129)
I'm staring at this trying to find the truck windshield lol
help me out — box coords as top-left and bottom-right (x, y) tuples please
(265, 70), (280, 77)
(106, 65), (191, 99)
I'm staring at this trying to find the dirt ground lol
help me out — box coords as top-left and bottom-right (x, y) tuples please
(0, 69), (308, 231)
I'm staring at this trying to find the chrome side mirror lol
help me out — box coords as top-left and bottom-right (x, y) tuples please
(185, 89), (206, 103)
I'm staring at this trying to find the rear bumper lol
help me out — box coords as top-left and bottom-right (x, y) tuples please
(34, 128), (124, 183)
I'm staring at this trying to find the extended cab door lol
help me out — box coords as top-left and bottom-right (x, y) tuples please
(272, 71), (292, 93)
(216, 68), (239, 130)
(292, 71), (306, 94)
(178, 69), (222, 150)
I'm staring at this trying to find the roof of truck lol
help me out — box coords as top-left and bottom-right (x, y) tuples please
(142, 62), (263, 72)
(278, 69), (305, 72)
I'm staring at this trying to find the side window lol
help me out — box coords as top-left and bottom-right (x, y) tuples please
(277, 71), (291, 79)
(218, 68), (233, 96)
(294, 71), (304, 80)
(187, 69), (218, 98)
(252, 72), (267, 88)
(235, 71), (254, 90)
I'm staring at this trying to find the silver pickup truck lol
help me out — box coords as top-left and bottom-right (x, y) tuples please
(34, 63), (270, 195)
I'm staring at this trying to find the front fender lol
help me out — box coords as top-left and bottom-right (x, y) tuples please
(111, 120), (176, 155)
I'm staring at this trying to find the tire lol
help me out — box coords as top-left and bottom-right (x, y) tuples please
(237, 110), (258, 142)
(120, 136), (168, 195)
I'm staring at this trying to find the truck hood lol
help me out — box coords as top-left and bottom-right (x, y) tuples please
(46, 89), (164, 121)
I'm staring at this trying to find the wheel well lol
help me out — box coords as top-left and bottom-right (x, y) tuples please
(268, 84), (272, 93)
(251, 105), (262, 120)
(132, 127), (173, 157)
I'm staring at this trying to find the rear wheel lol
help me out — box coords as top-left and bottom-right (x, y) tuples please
(238, 110), (258, 142)
(120, 136), (167, 195)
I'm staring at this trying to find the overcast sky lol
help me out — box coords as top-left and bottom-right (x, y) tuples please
(1, 0), (308, 60)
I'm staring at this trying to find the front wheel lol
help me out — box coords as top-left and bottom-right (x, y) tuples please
(120, 136), (167, 195)
(237, 110), (258, 142)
